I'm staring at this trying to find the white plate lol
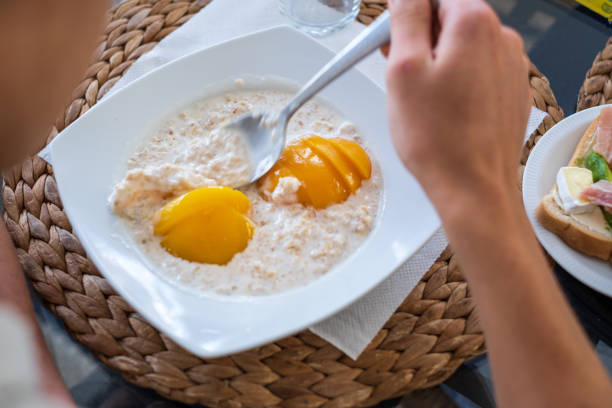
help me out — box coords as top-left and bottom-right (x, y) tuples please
(47, 26), (440, 357)
(523, 105), (612, 298)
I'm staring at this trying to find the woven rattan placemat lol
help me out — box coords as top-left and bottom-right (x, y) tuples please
(578, 37), (612, 112)
(0, 1), (563, 406)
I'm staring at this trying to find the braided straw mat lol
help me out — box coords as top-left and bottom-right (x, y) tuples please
(0, 1), (563, 406)
(578, 37), (612, 111)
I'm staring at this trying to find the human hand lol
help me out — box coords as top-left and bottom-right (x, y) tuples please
(386, 0), (530, 208)
(386, 6), (612, 408)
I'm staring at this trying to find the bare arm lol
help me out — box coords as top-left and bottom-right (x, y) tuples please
(441, 184), (612, 406)
(386, 0), (612, 406)
(0, 1), (107, 405)
(0, 223), (75, 405)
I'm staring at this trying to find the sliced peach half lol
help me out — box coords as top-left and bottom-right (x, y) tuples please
(258, 135), (372, 209)
(153, 186), (253, 265)
(304, 135), (362, 192)
(331, 137), (372, 180)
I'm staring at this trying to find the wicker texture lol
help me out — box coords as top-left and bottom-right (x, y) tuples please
(577, 37), (612, 111)
(1, 1), (563, 406)
(519, 63), (565, 185)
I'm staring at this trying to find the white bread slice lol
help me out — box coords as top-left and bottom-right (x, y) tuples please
(535, 114), (612, 261)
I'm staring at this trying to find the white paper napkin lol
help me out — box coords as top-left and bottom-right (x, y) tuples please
(526, 107), (548, 143)
(44, 0), (548, 359)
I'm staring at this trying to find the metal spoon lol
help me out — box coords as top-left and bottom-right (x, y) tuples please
(225, 11), (390, 186)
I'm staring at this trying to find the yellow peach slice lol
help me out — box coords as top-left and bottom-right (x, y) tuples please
(287, 142), (349, 208)
(304, 135), (362, 192)
(258, 135), (372, 209)
(331, 137), (372, 180)
(160, 207), (253, 265)
(154, 186), (250, 236)
(153, 186), (253, 265)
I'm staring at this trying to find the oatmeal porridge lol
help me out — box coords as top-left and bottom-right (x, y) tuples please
(110, 86), (381, 295)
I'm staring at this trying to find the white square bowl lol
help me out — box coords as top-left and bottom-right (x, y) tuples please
(46, 26), (440, 357)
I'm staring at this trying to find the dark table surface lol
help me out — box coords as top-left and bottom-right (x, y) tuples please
(34, 1), (612, 407)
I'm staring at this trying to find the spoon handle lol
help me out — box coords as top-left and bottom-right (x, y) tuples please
(282, 10), (390, 119)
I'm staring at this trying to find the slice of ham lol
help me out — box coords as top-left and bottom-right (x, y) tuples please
(593, 106), (612, 165)
(581, 180), (612, 212)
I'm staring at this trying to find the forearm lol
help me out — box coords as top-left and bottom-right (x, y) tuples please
(0, 221), (74, 406)
(435, 184), (612, 407)
(0, 1), (105, 403)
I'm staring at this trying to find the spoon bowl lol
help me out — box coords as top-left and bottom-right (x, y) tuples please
(225, 112), (287, 184)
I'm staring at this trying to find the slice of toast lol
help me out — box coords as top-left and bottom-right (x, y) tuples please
(535, 114), (612, 261)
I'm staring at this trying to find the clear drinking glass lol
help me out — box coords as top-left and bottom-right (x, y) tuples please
(279, 0), (362, 36)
